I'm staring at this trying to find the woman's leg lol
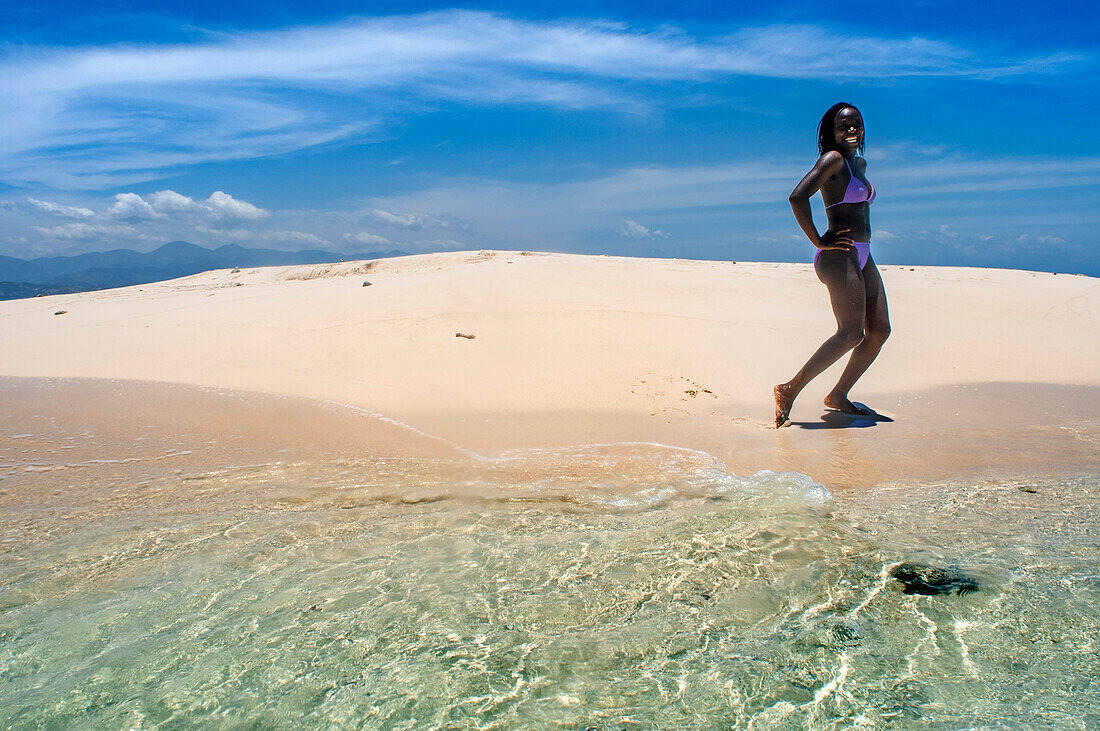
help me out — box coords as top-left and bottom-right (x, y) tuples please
(824, 255), (891, 412)
(774, 249), (868, 426)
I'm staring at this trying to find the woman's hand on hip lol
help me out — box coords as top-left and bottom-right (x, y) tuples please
(817, 228), (854, 251)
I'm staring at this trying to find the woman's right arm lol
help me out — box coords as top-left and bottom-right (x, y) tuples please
(789, 152), (852, 251)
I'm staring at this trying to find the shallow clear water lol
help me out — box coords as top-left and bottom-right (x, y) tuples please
(1, 446), (1097, 729)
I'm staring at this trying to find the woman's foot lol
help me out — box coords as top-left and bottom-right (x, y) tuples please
(774, 383), (795, 428)
(823, 394), (875, 416)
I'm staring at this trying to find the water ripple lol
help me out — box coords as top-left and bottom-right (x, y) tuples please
(0, 454), (1097, 729)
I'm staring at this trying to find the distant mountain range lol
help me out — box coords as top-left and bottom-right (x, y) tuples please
(0, 241), (408, 301)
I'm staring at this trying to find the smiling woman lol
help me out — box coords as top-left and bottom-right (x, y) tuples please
(774, 102), (890, 427)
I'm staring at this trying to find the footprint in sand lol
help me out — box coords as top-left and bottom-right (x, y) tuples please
(630, 374), (718, 416)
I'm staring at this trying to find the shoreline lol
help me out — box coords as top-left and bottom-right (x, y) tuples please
(2, 376), (1096, 493)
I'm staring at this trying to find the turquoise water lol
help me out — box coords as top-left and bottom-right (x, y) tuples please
(1, 446), (1098, 729)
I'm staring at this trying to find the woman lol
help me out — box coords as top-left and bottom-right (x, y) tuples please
(774, 102), (890, 428)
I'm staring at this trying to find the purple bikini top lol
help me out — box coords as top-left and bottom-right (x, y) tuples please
(825, 156), (875, 209)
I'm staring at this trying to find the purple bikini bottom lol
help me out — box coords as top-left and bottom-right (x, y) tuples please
(815, 241), (870, 271)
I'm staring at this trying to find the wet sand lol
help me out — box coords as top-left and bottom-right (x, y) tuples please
(2, 377), (1096, 498)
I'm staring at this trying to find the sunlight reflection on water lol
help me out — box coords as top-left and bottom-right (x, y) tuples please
(1, 447), (1097, 729)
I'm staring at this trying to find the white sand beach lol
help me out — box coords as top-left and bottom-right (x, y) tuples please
(1, 251), (1097, 487)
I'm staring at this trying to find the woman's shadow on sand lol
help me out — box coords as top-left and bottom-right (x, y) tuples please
(791, 403), (894, 430)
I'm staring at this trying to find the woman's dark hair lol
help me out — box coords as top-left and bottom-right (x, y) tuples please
(817, 102), (864, 156)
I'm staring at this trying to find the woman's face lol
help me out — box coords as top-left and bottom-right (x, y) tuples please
(833, 107), (864, 153)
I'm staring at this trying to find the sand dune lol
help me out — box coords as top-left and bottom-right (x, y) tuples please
(2, 251), (1097, 486)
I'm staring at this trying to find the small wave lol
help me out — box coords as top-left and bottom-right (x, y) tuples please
(301, 398), (833, 507)
(309, 443), (832, 512)
(18, 450), (195, 473)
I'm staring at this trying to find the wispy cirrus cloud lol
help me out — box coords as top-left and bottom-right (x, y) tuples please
(0, 11), (1088, 188)
(875, 155), (1100, 196)
(363, 150), (1100, 228)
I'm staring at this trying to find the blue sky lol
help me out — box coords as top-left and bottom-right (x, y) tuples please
(1, 1), (1097, 275)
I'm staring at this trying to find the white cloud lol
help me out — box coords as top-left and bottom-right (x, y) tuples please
(11, 189), (287, 254)
(205, 191), (269, 220)
(938, 224), (959, 238)
(27, 198), (95, 219)
(1038, 235), (1065, 244)
(343, 232), (392, 245)
(149, 190), (204, 214)
(93, 189), (269, 222)
(368, 209), (425, 229)
(108, 192), (159, 220)
(618, 220), (667, 239)
(0, 11), (1087, 187)
(874, 229), (897, 240)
